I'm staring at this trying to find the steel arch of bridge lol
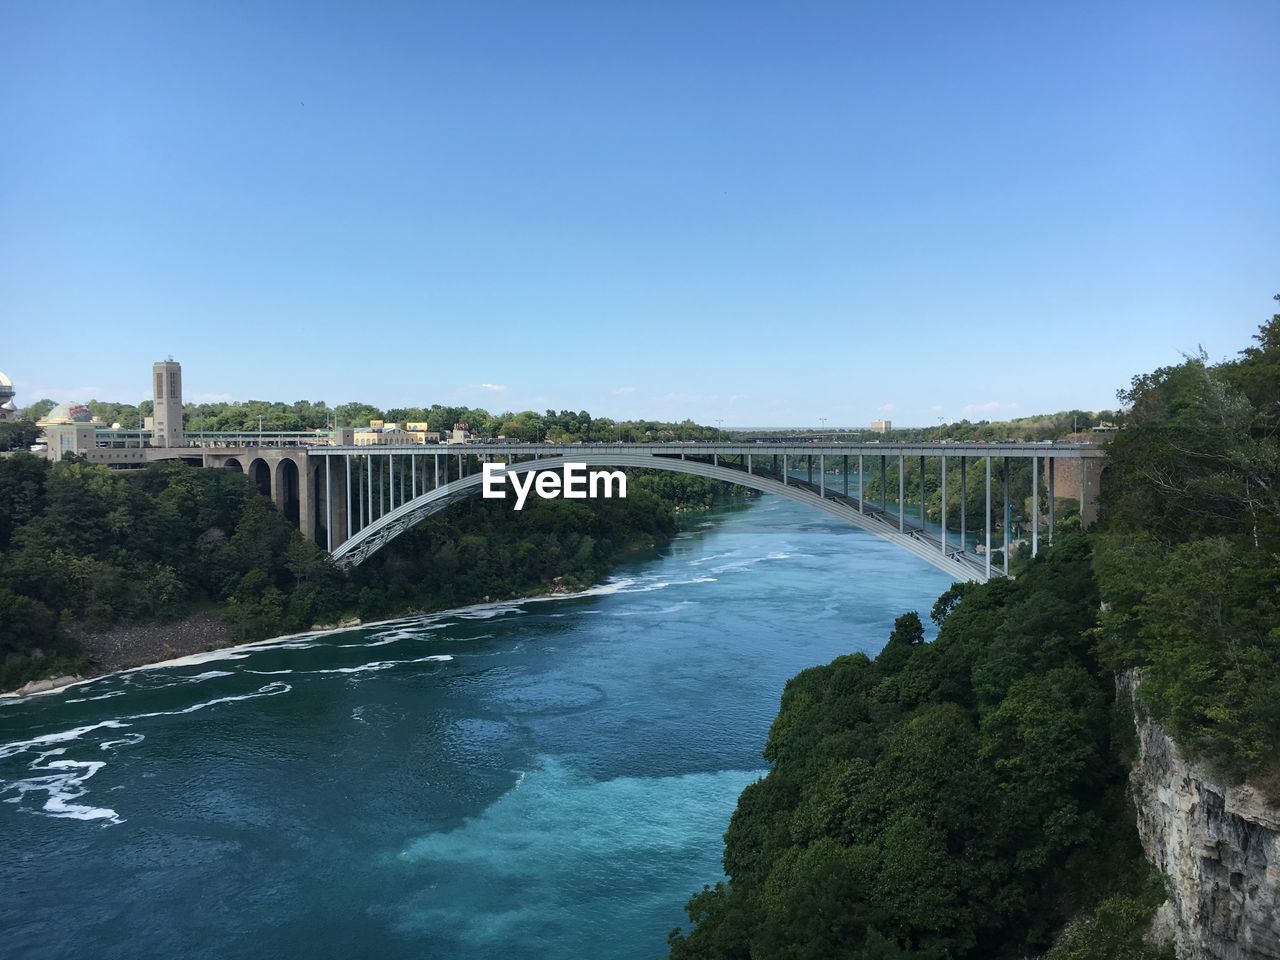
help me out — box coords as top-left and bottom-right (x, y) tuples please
(310, 443), (1104, 582)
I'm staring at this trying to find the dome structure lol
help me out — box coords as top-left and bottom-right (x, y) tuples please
(37, 401), (98, 427)
(0, 371), (13, 403)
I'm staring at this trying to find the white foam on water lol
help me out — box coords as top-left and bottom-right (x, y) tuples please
(0, 720), (131, 760)
(709, 551), (801, 573)
(248, 654), (454, 679)
(690, 552), (737, 566)
(124, 681), (292, 719)
(183, 670), (235, 683)
(99, 734), (145, 750)
(65, 689), (128, 704)
(609, 600), (698, 618)
(2, 749), (121, 823)
(309, 654), (454, 676)
(618, 576), (718, 593)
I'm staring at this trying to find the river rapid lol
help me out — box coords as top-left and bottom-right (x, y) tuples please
(0, 497), (952, 960)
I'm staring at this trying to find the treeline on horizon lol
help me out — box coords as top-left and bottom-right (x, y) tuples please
(8, 398), (730, 445)
(4, 396), (1122, 451)
(668, 297), (1280, 960)
(0, 454), (739, 690)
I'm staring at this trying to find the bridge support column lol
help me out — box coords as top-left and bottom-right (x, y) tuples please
(346, 456), (353, 541)
(919, 455), (925, 532)
(1003, 456), (1011, 576)
(881, 456), (887, 515)
(1031, 455), (1039, 557)
(807, 457), (813, 485)
(898, 454), (904, 532)
(367, 456), (374, 526)
(985, 456), (992, 579)
(941, 456), (947, 557)
(327, 455), (349, 550)
(271, 461), (287, 511)
(819, 455), (824, 497)
(299, 457), (316, 544)
(783, 454), (788, 485)
(960, 457), (967, 552)
(843, 455), (848, 496)
(1048, 457), (1055, 544)
(858, 454), (864, 513)
(747, 454), (752, 475)
(435, 455), (440, 488)
(1079, 456), (1103, 528)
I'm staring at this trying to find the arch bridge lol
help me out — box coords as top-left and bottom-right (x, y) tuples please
(297, 442), (1105, 583)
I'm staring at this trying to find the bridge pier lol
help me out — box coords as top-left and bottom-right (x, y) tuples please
(985, 456), (992, 580)
(1048, 457), (1055, 543)
(1079, 456), (1104, 527)
(1032, 455), (1039, 557)
(299, 460), (316, 544)
(897, 454), (904, 532)
(940, 456), (947, 557)
(918, 455), (926, 532)
(1003, 456), (1011, 575)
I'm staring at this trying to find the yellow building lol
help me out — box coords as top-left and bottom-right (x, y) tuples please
(353, 421), (441, 446)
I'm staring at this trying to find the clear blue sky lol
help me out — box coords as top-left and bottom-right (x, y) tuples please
(2, 1), (1277, 426)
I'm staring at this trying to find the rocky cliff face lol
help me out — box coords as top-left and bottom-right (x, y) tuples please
(1125, 675), (1280, 960)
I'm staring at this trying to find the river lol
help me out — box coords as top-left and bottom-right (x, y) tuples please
(0, 497), (952, 960)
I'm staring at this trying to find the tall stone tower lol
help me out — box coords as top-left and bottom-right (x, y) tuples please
(151, 358), (184, 447)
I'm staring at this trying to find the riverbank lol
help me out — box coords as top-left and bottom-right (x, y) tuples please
(0, 537), (674, 700)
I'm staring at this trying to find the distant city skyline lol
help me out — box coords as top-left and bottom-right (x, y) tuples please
(2, 2), (1277, 426)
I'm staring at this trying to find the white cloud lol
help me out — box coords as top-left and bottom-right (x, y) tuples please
(879, 403), (896, 414)
(613, 386), (636, 395)
(472, 383), (508, 392)
(192, 392), (234, 403)
(962, 400), (1019, 415)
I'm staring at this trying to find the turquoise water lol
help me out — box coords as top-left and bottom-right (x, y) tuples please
(0, 498), (952, 960)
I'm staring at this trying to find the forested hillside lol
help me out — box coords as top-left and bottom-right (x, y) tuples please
(1095, 298), (1280, 788)
(669, 298), (1280, 959)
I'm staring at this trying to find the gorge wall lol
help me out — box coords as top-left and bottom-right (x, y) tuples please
(1126, 674), (1280, 960)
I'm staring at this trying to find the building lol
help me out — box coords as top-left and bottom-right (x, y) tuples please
(152, 358), (184, 448)
(870, 418), (892, 434)
(0, 371), (17, 422)
(353, 421), (441, 446)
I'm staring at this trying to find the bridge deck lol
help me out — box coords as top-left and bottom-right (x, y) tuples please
(309, 440), (1104, 458)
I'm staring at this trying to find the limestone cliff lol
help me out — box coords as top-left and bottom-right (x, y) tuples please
(1124, 673), (1280, 959)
